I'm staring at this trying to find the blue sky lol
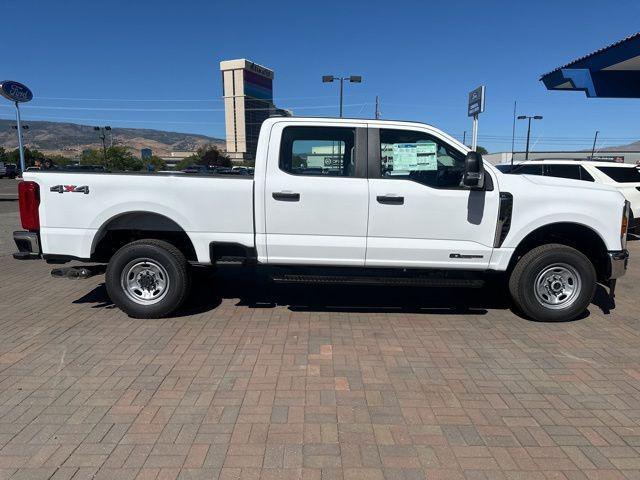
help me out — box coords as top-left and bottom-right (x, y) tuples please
(2, 0), (639, 152)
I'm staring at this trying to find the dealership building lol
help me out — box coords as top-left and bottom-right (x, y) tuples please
(220, 59), (290, 163)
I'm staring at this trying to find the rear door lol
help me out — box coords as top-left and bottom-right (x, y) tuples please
(365, 127), (500, 269)
(264, 122), (369, 265)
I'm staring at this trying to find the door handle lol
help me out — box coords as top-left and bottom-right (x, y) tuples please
(377, 195), (404, 205)
(272, 192), (300, 202)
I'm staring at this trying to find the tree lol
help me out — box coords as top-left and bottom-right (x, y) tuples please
(0, 147), (6, 162)
(178, 145), (230, 169)
(6, 147), (45, 167)
(82, 146), (142, 171)
(143, 155), (167, 172)
(81, 148), (104, 166)
(198, 145), (231, 168)
(476, 146), (489, 155)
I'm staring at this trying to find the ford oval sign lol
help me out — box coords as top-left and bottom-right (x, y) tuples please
(0, 80), (33, 103)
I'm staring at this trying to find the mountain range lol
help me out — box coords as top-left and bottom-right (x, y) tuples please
(0, 119), (224, 157)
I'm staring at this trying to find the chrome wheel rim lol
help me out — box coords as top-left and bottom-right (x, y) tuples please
(534, 263), (581, 310)
(121, 259), (169, 305)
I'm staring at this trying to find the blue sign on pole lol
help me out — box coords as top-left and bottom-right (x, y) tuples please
(0, 80), (33, 103)
(0, 81), (33, 175)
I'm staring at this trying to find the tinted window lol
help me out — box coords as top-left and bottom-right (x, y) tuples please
(280, 126), (356, 177)
(515, 165), (543, 176)
(495, 164), (543, 175)
(579, 166), (594, 182)
(380, 129), (466, 188)
(597, 166), (640, 183)
(545, 164), (581, 180)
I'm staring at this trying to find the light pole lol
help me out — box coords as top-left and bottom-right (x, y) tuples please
(517, 115), (543, 160)
(11, 124), (29, 147)
(94, 126), (111, 165)
(322, 75), (362, 117)
(590, 130), (599, 158)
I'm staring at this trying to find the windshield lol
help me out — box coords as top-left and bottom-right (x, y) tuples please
(597, 166), (640, 183)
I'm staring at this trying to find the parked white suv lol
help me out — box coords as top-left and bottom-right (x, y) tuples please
(496, 159), (640, 232)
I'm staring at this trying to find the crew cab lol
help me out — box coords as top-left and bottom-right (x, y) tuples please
(13, 118), (630, 322)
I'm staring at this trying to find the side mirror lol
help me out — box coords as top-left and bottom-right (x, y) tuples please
(463, 151), (485, 189)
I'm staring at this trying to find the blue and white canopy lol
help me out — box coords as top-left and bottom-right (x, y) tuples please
(541, 33), (640, 98)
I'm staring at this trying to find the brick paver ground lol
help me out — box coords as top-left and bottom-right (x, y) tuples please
(0, 196), (639, 479)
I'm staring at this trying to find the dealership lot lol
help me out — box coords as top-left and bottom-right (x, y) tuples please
(0, 184), (639, 480)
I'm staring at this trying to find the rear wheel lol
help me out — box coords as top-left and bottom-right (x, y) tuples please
(509, 244), (596, 322)
(106, 239), (190, 318)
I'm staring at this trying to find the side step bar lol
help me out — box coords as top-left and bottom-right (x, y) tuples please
(271, 274), (484, 288)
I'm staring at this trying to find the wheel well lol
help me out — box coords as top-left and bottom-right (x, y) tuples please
(510, 223), (609, 281)
(91, 212), (197, 262)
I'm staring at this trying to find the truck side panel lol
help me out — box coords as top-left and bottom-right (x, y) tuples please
(26, 172), (255, 263)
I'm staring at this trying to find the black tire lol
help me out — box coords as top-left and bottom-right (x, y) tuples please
(508, 244), (596, 322)
(105, 239), (190, 318)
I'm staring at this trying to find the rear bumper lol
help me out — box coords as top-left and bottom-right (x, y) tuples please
(608, 250), (629, 279)
(13, 231), (41, 260)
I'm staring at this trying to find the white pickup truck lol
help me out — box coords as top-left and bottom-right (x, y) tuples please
(13, 117), (630, 322)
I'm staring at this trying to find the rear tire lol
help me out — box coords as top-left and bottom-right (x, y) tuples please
(508, 244), (596, 322)
(106, 239), (190, 318)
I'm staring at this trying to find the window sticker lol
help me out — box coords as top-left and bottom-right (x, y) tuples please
(390, 141), (437, 172)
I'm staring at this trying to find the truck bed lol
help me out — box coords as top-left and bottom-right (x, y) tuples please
(25, 171), (255, 263)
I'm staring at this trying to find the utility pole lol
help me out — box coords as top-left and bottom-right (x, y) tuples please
(590, 130), (599, 158)
(375, 96), (381, 119)
(510, 100), (517, 166)
(462, 131), (466, 145)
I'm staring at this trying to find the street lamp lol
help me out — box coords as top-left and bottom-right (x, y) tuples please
(94, 126), (111, 165)
(12, 124), (29, 148)
(517, 115), (543, 160)
(322, 75), (362, 118)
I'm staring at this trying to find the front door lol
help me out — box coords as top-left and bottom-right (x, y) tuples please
(264, 122), (369, 265)
(366, 127), (499, 269)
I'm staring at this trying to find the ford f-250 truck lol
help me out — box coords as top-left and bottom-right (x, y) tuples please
(13, 117), (630, 322)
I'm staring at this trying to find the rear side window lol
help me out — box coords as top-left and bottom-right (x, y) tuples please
(515, 165), (543, 176)
(596, 166), (640, 183)
(545, 164), (581, 180)
(279, 126), (356, 177)
(579, 166), (595, 182)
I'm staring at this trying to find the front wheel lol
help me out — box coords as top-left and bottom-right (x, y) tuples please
(106, 239), (191, 318)
(508, 244), (596, 322)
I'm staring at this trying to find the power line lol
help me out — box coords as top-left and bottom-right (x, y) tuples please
(35, 94), (346, 103)
(0, 103), (374, 113)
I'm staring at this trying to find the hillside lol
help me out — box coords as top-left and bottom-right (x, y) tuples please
(601, 140), (640, 152)
(0, 120), (225, 157)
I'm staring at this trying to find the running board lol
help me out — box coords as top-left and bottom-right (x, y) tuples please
(271, 274), (484, 288)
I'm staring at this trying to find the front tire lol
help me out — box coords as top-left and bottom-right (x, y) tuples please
(508, 244), (596, 322)
(106, 239), (190, 318)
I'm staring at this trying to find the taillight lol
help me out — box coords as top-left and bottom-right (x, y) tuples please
(621, 201), (630, 249)
(18, 181), (40, 231)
